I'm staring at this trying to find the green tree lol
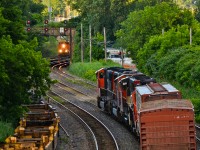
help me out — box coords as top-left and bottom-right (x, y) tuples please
(0, 0), (52, 125)
(0, 36), (51, 123)
(115, 2), (193, 62)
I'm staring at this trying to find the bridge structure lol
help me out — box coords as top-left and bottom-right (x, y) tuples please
(27, 27), (75, 37)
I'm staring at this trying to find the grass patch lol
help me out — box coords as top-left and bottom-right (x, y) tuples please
(0, 121), (14, 142)
(47, 92), (65, 104)
(68, 60), (121, 82)
(60, 136), (69, 143)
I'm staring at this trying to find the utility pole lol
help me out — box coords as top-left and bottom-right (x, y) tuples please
(104, 27), (107, 62)
(89, 25), (92, 63)
(190, 28), (192, 45)
(48, 0), (52, 22)
(70, 28), (72, 64)
(121, 48), (124, 67)
(81, 23), (84, 63)
(162, 29), (164, 35)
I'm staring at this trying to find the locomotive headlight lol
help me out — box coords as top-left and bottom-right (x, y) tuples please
(61, 44), (66, 48)
(59, 49), (62, 53)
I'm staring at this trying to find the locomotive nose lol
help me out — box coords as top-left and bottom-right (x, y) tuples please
(59, 49), (62, 53)
(61, 44), (66, 48)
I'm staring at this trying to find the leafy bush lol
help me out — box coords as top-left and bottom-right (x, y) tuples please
(0, 121), (14, 142)
(158, 47), (187, 80)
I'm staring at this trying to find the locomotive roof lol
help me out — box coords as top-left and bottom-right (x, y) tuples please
(140, 99), (193, 113)
(95, 67), (123, 74)
(136, 83), (179, 95)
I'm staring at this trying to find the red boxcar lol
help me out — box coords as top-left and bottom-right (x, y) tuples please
(139, 99), (196, 150)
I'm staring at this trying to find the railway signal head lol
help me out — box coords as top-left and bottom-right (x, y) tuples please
(26, 20), (31, 25)
(44, 27), (48, 32)
(44, 19), (48, 24)
(27, 27), (31, 32)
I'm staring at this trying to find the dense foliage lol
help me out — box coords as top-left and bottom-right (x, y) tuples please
(0, 0), (52, 125)
(0, 121), (14, 141)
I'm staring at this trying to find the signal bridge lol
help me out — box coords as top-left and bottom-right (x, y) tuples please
(26, 27), (75, 37)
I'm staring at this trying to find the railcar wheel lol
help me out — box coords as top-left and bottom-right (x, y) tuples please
(97, 96), (101, 108)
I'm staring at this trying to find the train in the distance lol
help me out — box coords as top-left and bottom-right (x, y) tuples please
(57, 40), (70, 56)
(96, 67), (196, 150)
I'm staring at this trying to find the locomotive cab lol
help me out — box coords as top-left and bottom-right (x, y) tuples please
(96, 67), (129, 112)
(57, 41), (70, 56)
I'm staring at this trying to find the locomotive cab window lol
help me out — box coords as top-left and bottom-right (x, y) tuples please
(99, 72), (104, 78)
(120, 80), (128, 90)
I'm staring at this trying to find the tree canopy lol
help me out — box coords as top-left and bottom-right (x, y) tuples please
(115, 2), (194, 60)
(0, 0), (52, 124)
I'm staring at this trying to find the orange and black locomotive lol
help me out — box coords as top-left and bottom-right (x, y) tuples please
(96, 67), (196, 150)
(57, 41), (70, 56)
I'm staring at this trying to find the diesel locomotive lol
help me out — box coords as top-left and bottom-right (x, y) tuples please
(96, 67), (196, 150)
(57, 41), (70, 56)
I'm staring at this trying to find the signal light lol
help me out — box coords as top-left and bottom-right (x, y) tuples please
(44, 27), (48, 32)
(44, 19), (48, 24)
(64, 28), (68, 32)
(27, 27), (31, 32)
(64, 20), (67, 24)
(26, 20), (31, 25)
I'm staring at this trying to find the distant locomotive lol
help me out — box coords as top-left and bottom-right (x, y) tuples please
(57, 41), (70, 56)
(96, 67), (196, 150)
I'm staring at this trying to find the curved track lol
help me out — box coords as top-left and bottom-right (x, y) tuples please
(50, 60), (140, 150)
(47, 91), (119, 150)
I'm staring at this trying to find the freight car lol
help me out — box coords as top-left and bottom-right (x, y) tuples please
(57, 40), (70, 57)
(96, 67), (196, 150)
(0, 101), (60, 150)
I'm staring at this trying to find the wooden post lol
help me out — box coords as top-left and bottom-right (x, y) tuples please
(89, 25), (92, 63)
(104, 27), (107, 62)
(190, 28), (192, 45)
(69, 28), (72, 64)
(81, 23), (83, 62)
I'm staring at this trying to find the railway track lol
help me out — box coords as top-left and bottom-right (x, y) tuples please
(54, 82), (96, 101)
(49, 61), (140, 149)
(196, 125), (200, 141)
(47, 91), (119, 150)
(50, 56), (70, 67)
